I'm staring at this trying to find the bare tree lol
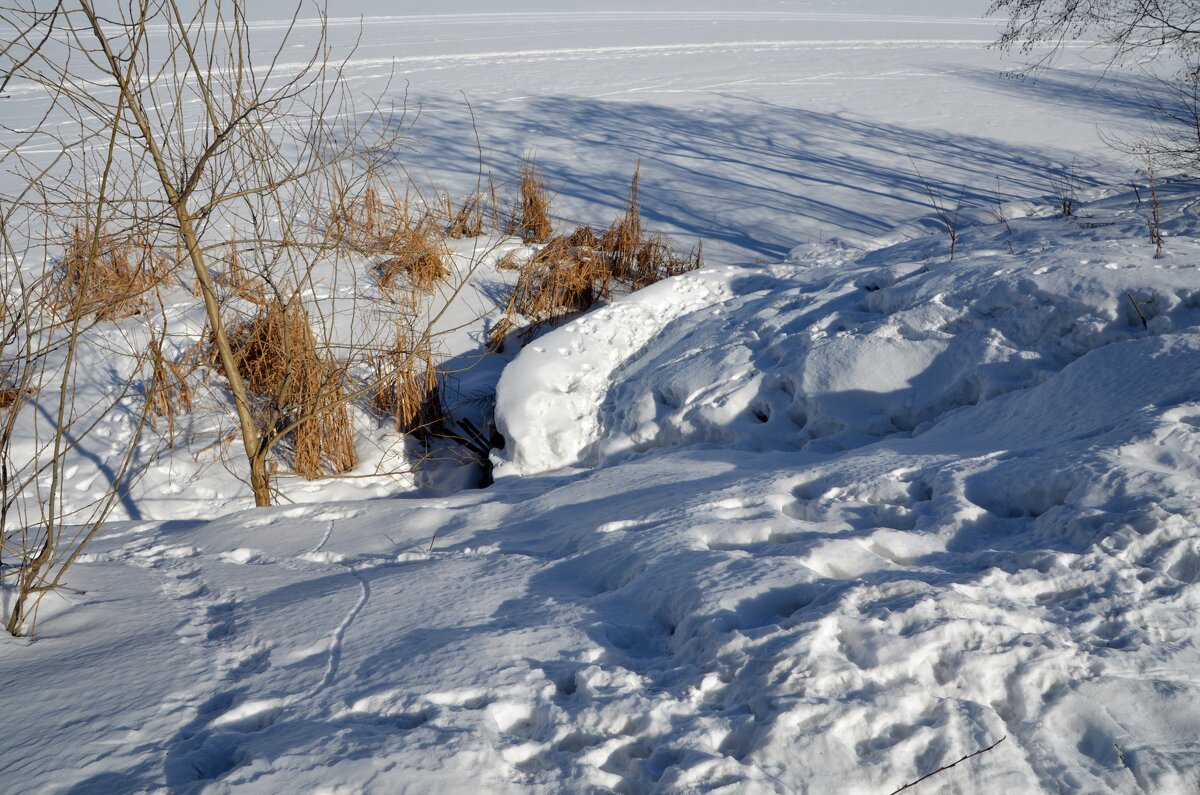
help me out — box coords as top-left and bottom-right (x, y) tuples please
(0, 0), (468, 634)
(0, 1), (415, 508)
(991, 1), (1200, 169)
(989, 0), (1200, 63)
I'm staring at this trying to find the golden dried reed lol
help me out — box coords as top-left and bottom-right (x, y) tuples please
(518, 160), (553, 244)
(373, 328), (445, 438)
(56, 227), (168, 320)
(146, 338), (193, 442)
(226, 299), (357, 479)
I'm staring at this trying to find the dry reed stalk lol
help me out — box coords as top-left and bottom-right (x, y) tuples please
(56, 227), (168, 320)
(444, 192), (484, 239)
(600, 164), (643, 281)
(376, 212), (451, 296)
(518, 160), (554, 243)
(146, 338), (193, 442)
(486, 314), (515, 353)
(221, 242), (266, 304)
(373, 328), (445, 438)
(226, 299), (357, 479)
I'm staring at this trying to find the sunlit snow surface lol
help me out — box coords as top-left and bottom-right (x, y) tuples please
(5, 2), (1200, 793)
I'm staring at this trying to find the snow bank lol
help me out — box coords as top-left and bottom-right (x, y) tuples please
(9, 185), (1199, 793)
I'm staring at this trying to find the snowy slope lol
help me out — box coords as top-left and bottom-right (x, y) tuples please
(7, 183), (1200, 793)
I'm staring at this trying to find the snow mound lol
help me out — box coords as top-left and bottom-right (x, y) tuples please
(496, 181), (1200, 474)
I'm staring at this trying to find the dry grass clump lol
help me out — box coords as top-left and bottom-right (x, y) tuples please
(55, 226), (169, 320)
(518, 160), (554, 244)
(491, 163), (703, 349)
(330, 177), (452, 294)
(443, 192), (484, 239)
(495, 249), (524, 271)
(566, 225), (598, 249)
(219, 242), (266, 305)
(376, 213), (451, 296)
(372, 328), (445, 439)
(630, 234), (703, 289)
(600, 164), (643, 282)
(513, 234), (603, 320)
(490, 229), (607, 349)
(329, 178), (396, 252)
(225, 299), (357, 479)
(597, 165), (701, 288)
(146, 338), (193, 442)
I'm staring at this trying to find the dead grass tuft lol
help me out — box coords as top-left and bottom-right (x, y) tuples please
(492, 162), (704, 348)
(630, 234), (703, 289)
(372, 328), (445, 439)
(376, 212), (451, 296)
(566, 225), (598, 249)
(518, 160), (554, 244)
(513, 235), (601, 321)
(331, 177), (452, 292)
(56, 226), (169, 320)
(146, 338), (193, 442)
(599, 163), (643, 282)
(443, 192), (484, 239)
(495, 249), (524, 271)
(225, 299), (358, 479)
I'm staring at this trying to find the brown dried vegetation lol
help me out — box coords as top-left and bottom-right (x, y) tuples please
(224, 299), (358, 479)
(146, 338), (193, 442)
(55, 227), (170, 320)
(492, 164), (702, 348)
(330, 177), (452, 296)
(518, 160), (554, 244)
(443, 192), (484, 239)
(376, 213), (451, 296)
(372, 328), (445, 439)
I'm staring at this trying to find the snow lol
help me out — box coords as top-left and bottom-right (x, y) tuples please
(5, 1), (1200, 793)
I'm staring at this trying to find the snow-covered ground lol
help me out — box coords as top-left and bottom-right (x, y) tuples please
(5, 1), (1200, 793)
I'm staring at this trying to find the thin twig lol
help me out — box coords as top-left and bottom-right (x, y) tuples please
(1126, 292), (1149, 329)
(889, 735), (1007, 795)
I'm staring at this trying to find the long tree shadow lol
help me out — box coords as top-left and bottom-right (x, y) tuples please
(376, 90), (1116, 265)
